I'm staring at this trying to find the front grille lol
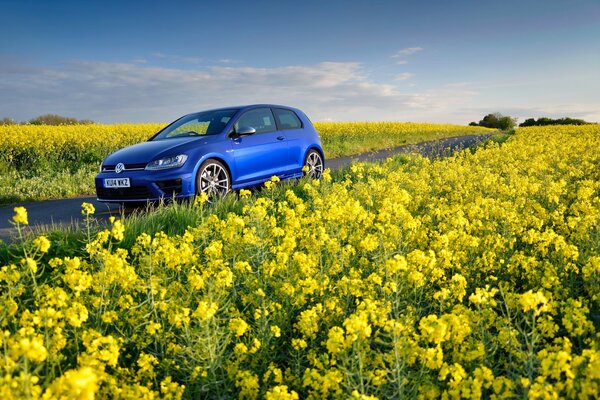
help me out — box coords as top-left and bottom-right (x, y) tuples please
(101, 163), (147, 172)
(96, 186), (151, 200)
(156, 179), (183, 196)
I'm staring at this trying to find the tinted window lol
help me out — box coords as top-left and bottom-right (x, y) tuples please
(234, 108), (276, 134)
(274, 108), (302, 130)
(153, 109), (238, 140)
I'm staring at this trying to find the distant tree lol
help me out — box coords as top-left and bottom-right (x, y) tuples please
(537, 117), (553, 126)
(28, 114), (94, 125)
(497, 115), (517, 131)
(0, 117), (17, 125)
(472, 113), (517, 131)
(519, 117), (592, 127)
(469, 121), (479, 126)
(478, 113), (500, 129)
(520, 118), (537, 127)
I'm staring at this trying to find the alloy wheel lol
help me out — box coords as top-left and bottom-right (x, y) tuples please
(305, 150), (323, 179)
(197, 161), (230, 199)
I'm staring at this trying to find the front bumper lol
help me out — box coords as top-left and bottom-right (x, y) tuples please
(95, 169), (195, 203)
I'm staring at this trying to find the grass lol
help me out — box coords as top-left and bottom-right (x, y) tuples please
(0, 122), (495, 204)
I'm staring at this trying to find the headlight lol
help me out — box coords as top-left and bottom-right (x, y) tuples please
(146, 154), (188, 170)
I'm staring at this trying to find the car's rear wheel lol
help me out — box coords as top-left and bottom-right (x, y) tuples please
(304, 149), (323, 179)
(196, 159), (231, 201)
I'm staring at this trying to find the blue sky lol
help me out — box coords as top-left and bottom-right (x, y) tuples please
(1, 0), (599, 123)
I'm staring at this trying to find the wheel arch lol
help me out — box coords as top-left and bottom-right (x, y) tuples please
(192, 154), (233, 195)
(304, 145), (325, 167)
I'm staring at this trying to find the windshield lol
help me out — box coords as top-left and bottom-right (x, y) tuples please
(152, 109), (239, 140)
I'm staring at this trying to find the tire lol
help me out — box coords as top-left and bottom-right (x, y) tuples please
(196, 159), (231, 201)
(303, 149), (324, 179)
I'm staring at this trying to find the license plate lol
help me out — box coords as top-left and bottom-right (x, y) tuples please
(104, 178), (130, 188)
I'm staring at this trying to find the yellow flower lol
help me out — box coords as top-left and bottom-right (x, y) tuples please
(422, 345), (444, 369)
(343, 312), (372, 342)
(270, 325), (281, 338)
(249, 338), (261, 354)
(193, 301), (219, 321)
(292, 338), (307, 350)
(236, 370), (260, 399)
(351, 390), (379, 400)
(229, 317), (249, 337)
(235, 342), (248, 354)
(195, 191), (209, 205)
(33, 235), (51, 253)
(519, 290), (550, 316)
(326, 326), (346, 354)
(81, 202), (95, 216)
(265, 385), (299, 400)
(23, 257), (37, 274)
(16, 336), (48, 363)
(239, 189), (252, 198)
(137, 353), (159, 377)
(44, 367), (98, 400)
(13, 206), (28, 225)
(65, 302), (89, 327)
(110, 218), (125, 241)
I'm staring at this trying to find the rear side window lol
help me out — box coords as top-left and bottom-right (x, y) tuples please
(273, 108), (303, 130)
(234, 108), (276, 134)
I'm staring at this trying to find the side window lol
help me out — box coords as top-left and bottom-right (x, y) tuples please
(273, 108), (303, 130)
(234, 108), (276, 134)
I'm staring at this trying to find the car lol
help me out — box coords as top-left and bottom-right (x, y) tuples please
(95, 104), (325, 203)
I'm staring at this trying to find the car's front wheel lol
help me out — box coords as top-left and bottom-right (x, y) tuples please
(196, 159), (231, 200)
(304, 149), (323, 179)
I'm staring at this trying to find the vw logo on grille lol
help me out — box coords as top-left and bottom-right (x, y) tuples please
(115, 163), (125, 174)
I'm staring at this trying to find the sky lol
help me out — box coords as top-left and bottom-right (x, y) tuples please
(1, 0), (599, 124)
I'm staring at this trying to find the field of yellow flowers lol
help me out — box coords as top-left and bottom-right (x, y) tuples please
(0, 122), (493, 204)
(1, 125), (599, 399)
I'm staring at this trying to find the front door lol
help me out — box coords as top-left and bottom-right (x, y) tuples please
(231, 107), (290, 184)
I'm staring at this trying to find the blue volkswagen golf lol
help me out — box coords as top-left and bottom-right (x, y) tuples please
(95, 105), (325, 203)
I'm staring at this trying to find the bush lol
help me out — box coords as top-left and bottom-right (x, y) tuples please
(28, 114), (95, 125)
(470, 113), (517, 131)
(0, 117), (16, 125)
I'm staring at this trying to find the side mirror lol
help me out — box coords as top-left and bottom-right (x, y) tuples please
(235, 126), (256, 136)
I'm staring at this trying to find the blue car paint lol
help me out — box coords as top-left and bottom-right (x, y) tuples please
(95, 104), (324, 203)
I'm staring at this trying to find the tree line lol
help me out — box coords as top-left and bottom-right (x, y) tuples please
(518, 117), (592, 127)
(470, 113), (594, 130)
(0, 114), (94, 125)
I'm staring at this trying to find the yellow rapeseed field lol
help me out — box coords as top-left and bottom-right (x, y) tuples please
(1, 125), (599, 398)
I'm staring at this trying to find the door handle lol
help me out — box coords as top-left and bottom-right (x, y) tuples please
(276, 136), (285, 141)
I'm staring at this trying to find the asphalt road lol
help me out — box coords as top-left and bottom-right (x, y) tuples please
(0, 133), (494, 241)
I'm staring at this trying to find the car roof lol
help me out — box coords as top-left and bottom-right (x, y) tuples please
(188, 104), (300, 115)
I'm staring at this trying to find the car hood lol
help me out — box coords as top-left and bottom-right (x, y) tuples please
(103, 136), (221, 165)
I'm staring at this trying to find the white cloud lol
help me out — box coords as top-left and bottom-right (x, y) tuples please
(395, 60), (408, 65)
(395, 72), (415, 81)
(17, 59), (597, 125)
(393, 47), (423, 58)
(0, 59), (479, 123)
